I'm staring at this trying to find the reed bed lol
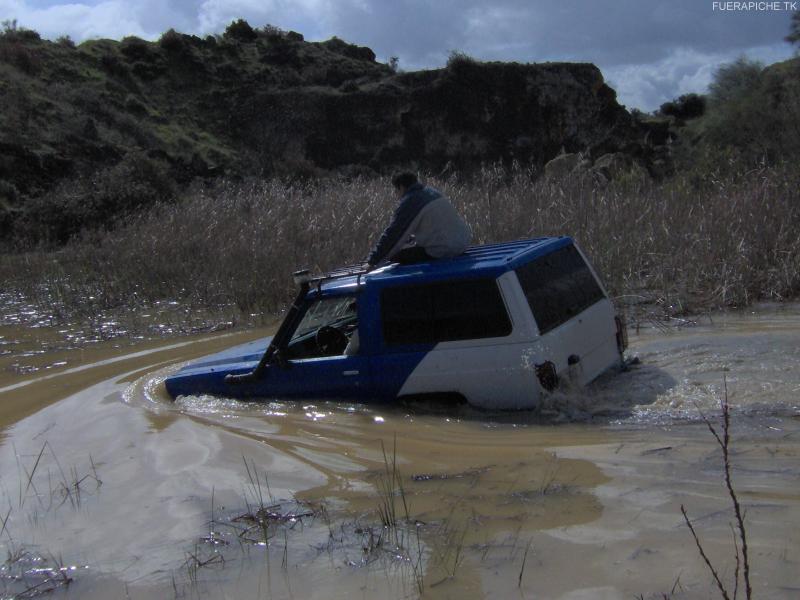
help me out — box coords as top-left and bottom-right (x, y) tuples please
(2, 163), (799, 332)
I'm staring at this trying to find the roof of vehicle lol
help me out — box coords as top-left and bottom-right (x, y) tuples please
(311, 236), (573, 297)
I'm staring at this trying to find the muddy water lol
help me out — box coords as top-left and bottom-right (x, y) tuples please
(1, 308), (799, 599)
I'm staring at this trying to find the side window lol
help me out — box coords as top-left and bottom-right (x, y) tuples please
(381, 279), (512, 346)
(515, 244), (605, 335)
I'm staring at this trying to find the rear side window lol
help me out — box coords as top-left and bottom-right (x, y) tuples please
(515, 244), (605, 334)
(381, 278), (511, 346)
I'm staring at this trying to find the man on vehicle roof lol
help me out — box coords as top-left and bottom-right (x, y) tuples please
(367, 172), (472, 268)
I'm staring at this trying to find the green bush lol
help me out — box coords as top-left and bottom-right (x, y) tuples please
(159, 28), (186, 53)
(709, 57), (763, 105)
(120, 36), (153, 60)
(659, 93), (706, 121)
(0, 24), (42, 74)
(679, 56), (800, 165)
(100, 52), (129, 77)
(223, 19), (257, 42)
(56, 35), (75, 49)
(258, 24), (285, 40)
(1, 20), (40, 42)
(787, 10), (799, 47)
(321, 36), (376, 62)
(446, 50), (477, 69)
(20, 153), (175, 244)
(445, 50), (482, 81)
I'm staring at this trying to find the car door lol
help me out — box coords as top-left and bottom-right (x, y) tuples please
(260, 293), (373, 400)
(259, 353), (372, 400)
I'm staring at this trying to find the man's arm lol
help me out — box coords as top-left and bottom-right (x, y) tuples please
(367, 196), (422, 265)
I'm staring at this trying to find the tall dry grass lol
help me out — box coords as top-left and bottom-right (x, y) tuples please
(2, 163), (799, 331)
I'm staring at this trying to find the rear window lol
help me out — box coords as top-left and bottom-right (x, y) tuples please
(515, 244), (605, 334)
(381, 278), (512, 346)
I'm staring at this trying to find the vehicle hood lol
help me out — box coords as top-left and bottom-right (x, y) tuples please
(164, 336), (271, 398)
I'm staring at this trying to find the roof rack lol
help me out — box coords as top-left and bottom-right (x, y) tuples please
(293, 263), (370, 293)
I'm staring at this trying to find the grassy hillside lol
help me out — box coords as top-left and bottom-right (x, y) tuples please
(0, 22), (393, 240)
(1, 20), (649, 246)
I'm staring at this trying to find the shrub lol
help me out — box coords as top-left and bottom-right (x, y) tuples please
(120, 36), (152, 60)
(322, 36), (376, 62)
(445, 50), (482, 81)
(709, 57), (763, 105)
(0, 39), (41, 74)
(787, 10), (799, 47)
(629, 108), (645, 121)
(659, 93), (706, 120)
(258, 24), (285, 39)
(698, 56), (799, 163)
(446, 50), (477, 69)
(131, 60), (163, 79)
(56, 35), (75, 49)
(0, 19), (17, 36)
(20, 153), (175, 244)
(159, 28), (186, 53)
(100, 52), (129, 77)
(0, 19), (40, 42)
(223, 19), (257, 42)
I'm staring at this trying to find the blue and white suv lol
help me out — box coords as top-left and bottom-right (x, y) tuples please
(165, 237), (626, 409)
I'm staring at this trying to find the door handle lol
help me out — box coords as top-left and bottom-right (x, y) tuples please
(342, 370), (360, 376)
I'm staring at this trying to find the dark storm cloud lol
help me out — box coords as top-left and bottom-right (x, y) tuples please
(328, 0), (792, 66)
(323, 0), (795, 108)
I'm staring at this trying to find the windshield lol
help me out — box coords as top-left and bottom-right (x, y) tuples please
(290, 296), (357, 343)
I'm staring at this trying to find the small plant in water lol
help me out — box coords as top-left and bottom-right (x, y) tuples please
(0, 546), (75, 598)
(681, 378), (752, 600)
(178, 456), (316, 591)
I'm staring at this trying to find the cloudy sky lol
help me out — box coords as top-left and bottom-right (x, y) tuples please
(2, 0), (797, 110)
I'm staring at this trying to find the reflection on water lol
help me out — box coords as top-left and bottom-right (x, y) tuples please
(1, 305), (799, 599)
(0, 290), (251, 384)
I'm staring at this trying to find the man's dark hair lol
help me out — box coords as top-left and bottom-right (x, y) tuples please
(391, 171), (418, 191)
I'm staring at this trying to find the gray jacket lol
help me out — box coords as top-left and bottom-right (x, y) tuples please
(368, 184), (472, 265)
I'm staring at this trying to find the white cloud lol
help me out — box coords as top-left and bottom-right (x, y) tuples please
(0, 0), (25, 17)
(196, 0), (279, 35)
(3, 1), (168, 40)
(195, 0), (366, 39)
(604, 42), (793, 111)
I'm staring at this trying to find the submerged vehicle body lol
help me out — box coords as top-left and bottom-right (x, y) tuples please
(165, 237), (627, 409)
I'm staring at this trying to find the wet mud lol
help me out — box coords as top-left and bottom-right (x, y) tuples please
(1, 306), (799, 599)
